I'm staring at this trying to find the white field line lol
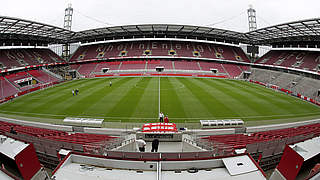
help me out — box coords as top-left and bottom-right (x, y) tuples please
(158, 76), (161, 115)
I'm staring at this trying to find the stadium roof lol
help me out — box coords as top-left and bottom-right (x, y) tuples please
(245, 18), (320, 45)
(70, 24), (249, 44)
(0, 15), (320, 46)
(0, 16), (75, 45)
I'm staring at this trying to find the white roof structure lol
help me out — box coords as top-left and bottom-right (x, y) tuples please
(290, 136), (320, 161)
(0, 135), (28, 159)
(53, 153), (266, 180)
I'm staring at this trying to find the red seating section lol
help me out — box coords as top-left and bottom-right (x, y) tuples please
(73, 60), (249, 79)
(77, 63), (97, 77)
(256, 50), (320, 72)
(222, 64), (243, 78)
(147, 60), (173, 69)
(201, 123), (320, 149)
(95, 61), (121, 72)
(0, 76), (18, 99)
(120, 60), (146, 70)
(28, 70), (59, 83)
(0, 48), (64, 70)
(5, 71), (34, 88)
(174, 60), (200, 70)
(0, 120), (116, 147)
(69, 41), (250, 63)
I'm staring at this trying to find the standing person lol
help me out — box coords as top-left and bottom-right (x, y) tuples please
(136, 139), (146, 152)
(76, 88), (79, 95)
(151, 139), (159, 152)
(72, 89), (74, 96)
(164, 115), (169, 123)
(109, 81), (112, 87)
(159, 112), (164, 122)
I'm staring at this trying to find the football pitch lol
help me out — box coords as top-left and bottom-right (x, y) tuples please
(0, 77), (320, 124)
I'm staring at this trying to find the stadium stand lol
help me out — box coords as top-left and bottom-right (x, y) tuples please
(69, 41), (250, 62)
(198, 123), (320, 170)
(77, 63), (97, 77)
(222, 63), (243, 78)
(174, 60), (200, 70)
(0, 48), (64, 70)
(0, 76), (19, 99)
(73, 60), (249, 79)
(146, 60), (173, 70)
(255, 50), (320, 72)
(28, 69), (60, 83)
(94, 61), (121, 72)
(0, 120), (118, 168)
(250, 68), (320, 100)
(120, 60), (146, 70)
(5, 71), (34, 88)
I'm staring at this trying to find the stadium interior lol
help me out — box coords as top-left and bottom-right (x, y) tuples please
(0, 4), (319, 180)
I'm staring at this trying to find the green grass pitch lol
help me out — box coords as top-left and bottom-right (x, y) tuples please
(0, 77), (319, 124)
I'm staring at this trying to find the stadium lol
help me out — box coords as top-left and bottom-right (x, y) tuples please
(0, 1), (319, 180)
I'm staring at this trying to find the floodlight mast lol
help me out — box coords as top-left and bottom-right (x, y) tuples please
(248, 5), (257, 32)
(247, 5), (258, 62)
(62, 3), (73, 60)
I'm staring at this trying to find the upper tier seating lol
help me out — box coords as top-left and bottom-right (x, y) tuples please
(69, 41), (250, 63)
(256, 50), (320, 72)
(0, 48), (64, 70)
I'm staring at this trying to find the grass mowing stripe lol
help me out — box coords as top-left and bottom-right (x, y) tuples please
(80, 77), (133, 117)
(220, 79), (318, 114)
(196, 78), (262, 116)
(27, 78), (106, 114)
(179, 78), (240, 118)
(131, 77), (158, 120)
(56, 78), (127, 116)
(160, 77), (186, 119)
(211, 81), (294, 115)
(106, 77), (152, 120)
(170, 77), (214, 119)
(205, 79), (293, 115)
(0, 79), (89, 111)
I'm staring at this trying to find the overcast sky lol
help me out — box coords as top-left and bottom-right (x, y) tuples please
(0, 0), (319, 32)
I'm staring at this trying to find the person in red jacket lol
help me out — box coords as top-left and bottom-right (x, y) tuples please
(164, 115), (169, 123)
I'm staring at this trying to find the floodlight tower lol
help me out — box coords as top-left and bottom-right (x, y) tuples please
(62, 3), (73, 60)
(247, 5), (257, 31)
(247, 5), (258, 62)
